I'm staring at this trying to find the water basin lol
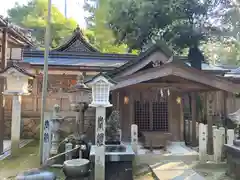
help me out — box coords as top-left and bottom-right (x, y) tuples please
(105, 145), (126, 152)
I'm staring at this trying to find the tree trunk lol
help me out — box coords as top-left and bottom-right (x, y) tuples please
(188, 45), (204, 70)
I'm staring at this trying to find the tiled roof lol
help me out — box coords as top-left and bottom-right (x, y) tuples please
(53, 25), (99, 53)
(0, 16), (34, 47)
(23, 57), (127, 67)
(0, 62), (35, 78)
(185, 62), (230, 71)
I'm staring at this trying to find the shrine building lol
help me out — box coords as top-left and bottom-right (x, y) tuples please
(3, 25), (240, 147)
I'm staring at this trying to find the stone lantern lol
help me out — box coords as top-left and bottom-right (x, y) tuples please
(0, 63), (34, 155)
(1, 63), (34, 95)
(68, 74), (91, 111)
(68, 73), (91, 137)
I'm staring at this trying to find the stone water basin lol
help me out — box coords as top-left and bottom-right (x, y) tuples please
(90, 144), (134, 162)
(89, 145), (135, 180)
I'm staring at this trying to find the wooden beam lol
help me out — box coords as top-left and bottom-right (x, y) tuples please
(115, 83), (213, 93)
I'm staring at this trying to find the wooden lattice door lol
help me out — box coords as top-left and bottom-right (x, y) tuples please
(134, 98), (168, 131)
(134, 101), (150, 131)
(152, 101), (168, 131)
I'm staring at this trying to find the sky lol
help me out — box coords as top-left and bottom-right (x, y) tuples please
(0, 0), (87, 28)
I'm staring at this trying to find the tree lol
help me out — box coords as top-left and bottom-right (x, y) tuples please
(84, 0), (137, 54)
(107, 0), (231, 69)
(8, 0), (78, 48)
(202, 38), (240, 65)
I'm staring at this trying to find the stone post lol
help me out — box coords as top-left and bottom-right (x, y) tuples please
(94, 107), (106, 180)
(219, 127), (225, 160)
(50, 104), (63, 155)
(227, 129), (235, 145)
(42, 112), (52, 165)
(199, 123), (208, 163)
(65, 142), (73, 161)
(11, 95), (21, 156)
(131, 124), (138, 154)
(196, 122), (199, 141)
(190, 120), (193, 143)
(213, 127), (225, 163)
(213, 128), (221, 163)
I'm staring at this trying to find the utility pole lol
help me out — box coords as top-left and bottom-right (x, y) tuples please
(0, 23), (8, 155)
(64, 0), (67, 18)
(39, 0), (52, 165)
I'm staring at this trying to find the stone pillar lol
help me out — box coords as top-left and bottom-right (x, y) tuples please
(199, 123), (208, 163)
(95, 107), (106, 180)
(42, 113), (52, 165)
(11, 95), (21, 156)
(131, 124), (138, 154)
(196, 122), (199, 142)
(50, 104), (63, 155)
(227, 129), (234, 145)
(213, 127), (225, 163)
(213, 128), (220, 163)
(65, 142), (73, 160)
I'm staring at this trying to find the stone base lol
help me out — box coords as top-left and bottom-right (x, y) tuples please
(90, 161), (133, 180)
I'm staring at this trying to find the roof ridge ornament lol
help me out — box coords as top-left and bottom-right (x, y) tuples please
(74, 24), (81, 34)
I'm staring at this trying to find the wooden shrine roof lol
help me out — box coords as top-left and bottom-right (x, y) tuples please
(0, 62), (35, 78)
(0, 16), (34, 47)
(112, 60), (240, 93)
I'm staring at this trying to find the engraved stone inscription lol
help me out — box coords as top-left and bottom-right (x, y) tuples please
(44, 133), (49, 143)
(98, 116), (104, 130)
(96, 132), (104, 146)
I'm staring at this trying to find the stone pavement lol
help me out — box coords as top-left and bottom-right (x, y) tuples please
(151, 161), (232, 180)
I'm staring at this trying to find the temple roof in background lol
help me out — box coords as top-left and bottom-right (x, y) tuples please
(22, 26), (237, 74)
(53, 25), (99, 53)
(0, 16), (34, 47)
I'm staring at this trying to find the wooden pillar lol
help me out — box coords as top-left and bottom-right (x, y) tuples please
(191, 92), (197, 146)
(32, 78), (38, 112)
(179, 96), (184, 141)
(129, 92), (134, 125)
(0, 26), (7, 154)
(207, 91), (214, 155)
(223, 91), (227, 143)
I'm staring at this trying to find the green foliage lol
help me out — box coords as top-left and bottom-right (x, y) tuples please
(84, 0), (138, 54)
(202, 38), (240, 65)
(8, 0), (77, 48)
(107, 0), (232, 67)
